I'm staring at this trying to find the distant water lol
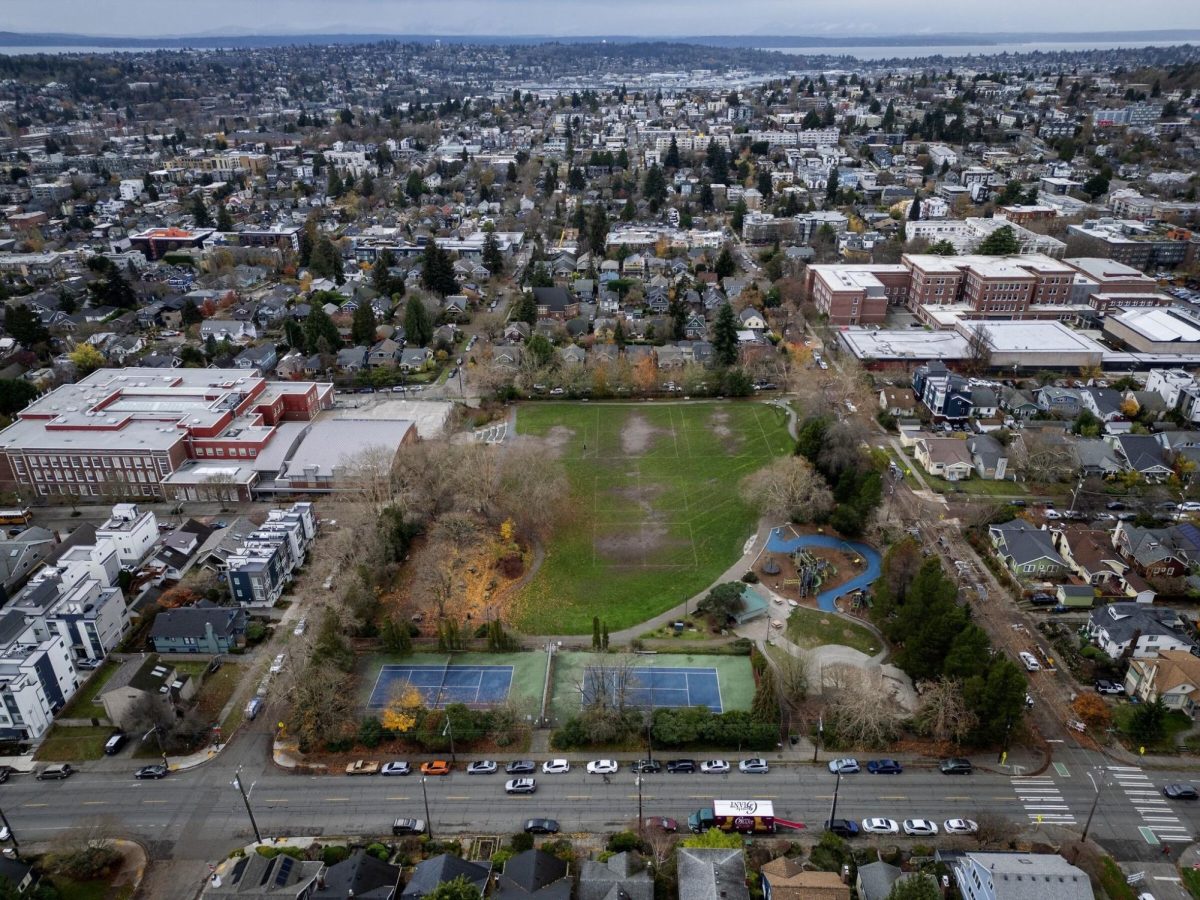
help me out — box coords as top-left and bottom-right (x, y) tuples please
(0, 45), (173, 54)
(768, 39), (1191, 60)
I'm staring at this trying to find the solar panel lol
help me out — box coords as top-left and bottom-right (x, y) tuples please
(274, 856), (294, 886)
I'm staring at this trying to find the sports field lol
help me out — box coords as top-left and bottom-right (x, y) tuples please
(358, 652), (545, 712)
(549, 651), (754, 724)
(513, 402), (791, 634)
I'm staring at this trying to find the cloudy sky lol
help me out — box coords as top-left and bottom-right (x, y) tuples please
(6, 0), (1200, 38)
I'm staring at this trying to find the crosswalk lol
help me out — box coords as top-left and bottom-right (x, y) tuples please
(1012, 775), (1077, 825)
(1107, 765), (1193, 844)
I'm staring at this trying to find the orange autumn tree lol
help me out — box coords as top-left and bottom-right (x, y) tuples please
(381, 683), (425, 733)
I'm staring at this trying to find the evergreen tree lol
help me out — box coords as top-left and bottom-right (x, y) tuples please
(756, 169), (773, 199)
(712, 303), (739, 367)
(715, 245), (737, 279)
(514, 292), (538, 326)
(642, 163), (667, 210)
(191, 195), (212, 228)
(404, 297), (434, 347)
(326, 169), (343, 198)
(705, 139), (729, 184)
(309, 236), (345, 284)
(698, 181), (715, 212)
(592, 616), (601, 650)
(3, 303), (49, 346)
(420, 242), (459, 296)
(664, 136), (681, 169)
(360, 170), (374, 197)
(977, 225), (1020, 256)
(568, 167), (585, 190)
(825, 167), (840, 206)
(613, 319), (626, 349)
(304, 305), (341, 356)
(181, 299), (203, 326)
(405, 170), (425, 201)
(587, 204), (609, 256)
(283, 318), (306, 353)
(482, 231), (505, 276)
(352, 301), (378, 345)
(216, 204), (234, 232)
(507, 161), (518, 182)
(908, 192), (922, 221)
(372, 248), (405, 298)
(621, 197), (637, 221)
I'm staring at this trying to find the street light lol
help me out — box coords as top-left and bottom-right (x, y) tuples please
(421, 776), (434, 840)
(827, 767), (843, 830)
(636, 775), (644, 839)
(1082, 768), (1108, 842)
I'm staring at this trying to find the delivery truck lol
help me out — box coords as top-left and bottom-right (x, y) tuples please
(687, 800), (805, 834)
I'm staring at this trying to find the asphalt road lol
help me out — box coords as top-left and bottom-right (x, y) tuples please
(5, 748), (1200, 866)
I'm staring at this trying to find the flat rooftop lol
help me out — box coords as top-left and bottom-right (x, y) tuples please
(1109, 308), (1200, 343)
(280, 418), (415, 480)
(961, 320), (1107, 353)
(838, 327), (971, 361)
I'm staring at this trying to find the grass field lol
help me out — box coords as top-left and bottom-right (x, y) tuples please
(57, 661), (119, 719)
(35, 724), (115, 762)
(513, 401), (791, 633)
(785, 607), (881, 655)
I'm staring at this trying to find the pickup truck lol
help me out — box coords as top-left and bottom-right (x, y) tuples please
(345, 760), (380, 775)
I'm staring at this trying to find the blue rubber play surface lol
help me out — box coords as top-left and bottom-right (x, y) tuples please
(764, 529), (882, 612)
(367, 664), (514, 709)
(581, 666), (722, 712)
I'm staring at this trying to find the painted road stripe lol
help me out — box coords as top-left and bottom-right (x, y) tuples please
(1053, 763), (1069, 777)
(82, 801), (106, 805)
(323, 797), (350, 802)
(1161, 835), (1194, 842)
(1108, 765), (1143, 770)
(446, 796), (469, 800)
(22, 803), (47, 808)
(879, 796), (907, 800)
(1139, 826), (1160, 844)
(263, 799), (289, 803)
(142, 800), (168, 804)
(385, 797), (409, 801)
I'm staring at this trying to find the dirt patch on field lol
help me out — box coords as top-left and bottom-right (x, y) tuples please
(608, 481), (666, 512)
(709, 409), (743, 453)
(595, 521), (691, 567)
(621, 413), (663, 454)
(507, 424), (576, 458)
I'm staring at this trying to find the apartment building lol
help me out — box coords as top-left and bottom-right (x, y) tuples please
(225, 503), (316, 608)
(0, 368), (333, 501)
(96, 503), (159, 567)
(1066, 219), (1198, 272)
(0, 610), (80, 741)
(129, 226), (215, 260)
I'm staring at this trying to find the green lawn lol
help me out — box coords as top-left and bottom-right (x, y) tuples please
(1113, 706), (1193, 752)
(1182, 867), (1200, 899)
(58, 661), (120, 718)
(35, 725), (115, 762)
(785, 607), (881, 655)
(513, 401), (791, 633)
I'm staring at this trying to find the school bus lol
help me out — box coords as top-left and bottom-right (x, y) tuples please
(0, 508), (33, 526)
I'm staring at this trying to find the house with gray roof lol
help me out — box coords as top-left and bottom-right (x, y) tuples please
(1086, 602), (1195, 659)
(1071, 438), (1125, 477)
(987, 520), (1068, 578)
(1112, 520), (1200, 577)
(854, 861), (905, 900)
(678, 848), (749, 900)
(202, 852), (323, 898)
(1001, 386), (1038, 418)
(1037, 386), (1083, 418)
(578, 852), (653, 900)
(494, 850), (570, 900)
(336, 346), (369, 371)
(1079, 386), (1124, 422)
(234, 344), (278, 374)
(966, 434), (1008, 480)
(401, 854), (491, 900)
(150, 600), (247, 655)
(0, 526), (56, 593)
(950, 851), (1094, 900)
(322, 848), (401, 899)
(1111, 433), (1173, 481)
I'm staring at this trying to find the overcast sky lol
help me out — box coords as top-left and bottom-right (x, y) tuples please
(6, 0), (1200, 38)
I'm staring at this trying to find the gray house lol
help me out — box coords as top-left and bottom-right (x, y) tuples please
(950, 852), (1094, 900)
(855, 861), (905, 900)
(402, 854), (491, 900)
(579, 853), (653, 900)
(322, 849), (401, 899)
(149, 601), (247, 655)
(494, 851), (570, 900)
(678, 848), (749, 900)
(988, 520), (1069, 578)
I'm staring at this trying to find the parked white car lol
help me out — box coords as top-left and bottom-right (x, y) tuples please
(542, 759), (570, 774)
(902, 819), (939, 837)
(1019, 651), (1041, 672)
(700, 760), (730, 774)
(586, 760), (619, 775)
(861, 818), (900, 835)
(269, 653), (286, 674)
(943, 819), (979, 835)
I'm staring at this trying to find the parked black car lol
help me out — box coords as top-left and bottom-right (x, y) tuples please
(666, 759), (696, 773)
(825, 819), (860, 838)
(524, 818), (560, 834)
(505, 760), (536, 775)
(631, 760), (662, 774)
(939, 758), (973, 775)
(1164, 783), (1198, 800)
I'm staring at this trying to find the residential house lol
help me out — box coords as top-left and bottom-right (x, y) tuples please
(1125, 650), (1200, 715)
(100, 654), (198, 730)
(0, 608), (82, 741)
(912, 361), (972, 420)
(854, 862), (906, 900)
(202, 852), (323, 898)
(558, 345), (587, 366)
(321, 849), (401, 900)
(234, 344), (277, 373)
(879, 387), (917, 418)
(914, 436), (975, 481)
(0, 527), (57, 594)
(988, 520), (1069, 578)
(1110, 434), (1173, 482)
(199, 319), (257, 343)
(399, 348), (433, 373)
(150, 600), (247, 655)
(401, 855), (491, 900)
(578, 853), (654, 900)
(950, 852), (1094, 900)
(492, 345), (524, 370)
(1038, 386), (1083, 418)
(503, 322), (531, 343)
(1051, 525), (1128, 592)
(966, 434), (1008, 480)
(532, 287), (579, 320)
(1086, 603), (1195, 659)
(494, 850), (571, 900)
(1072, 438), (1125, 478)
(677, 848), (749, 900)
(368, 339), (401, 368)
(336, 346), (369, 371)
(1000, 386), (1039, 419)
(1079, 386), (1125, 422)
(738, 307), (767, 331)
(1112, 520), (1200, 578)
(970, 386), (999, 418)
(761, 856), (849, 900)
(0, 858), (38, 896)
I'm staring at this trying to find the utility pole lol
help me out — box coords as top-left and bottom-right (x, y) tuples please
(421, 776), (434, 840)
(645, 715), (654, 764)
(0, 804), (20, 860)
(636, 775), (644, 839)
(812, 715), (822, 763)
(232, 768), (262, 844)
(827, 768), (842, 829)
(1082, 769), (1106, 842)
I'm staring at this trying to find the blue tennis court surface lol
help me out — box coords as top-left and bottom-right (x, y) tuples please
(581, 666), (722, 712)
(367, 664), (514, 709)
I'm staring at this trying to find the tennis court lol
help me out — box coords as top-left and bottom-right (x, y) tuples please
(581, 666), (722, 713)
(367, 664), (514, 709)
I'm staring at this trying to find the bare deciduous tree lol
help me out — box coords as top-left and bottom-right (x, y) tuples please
(740, 455), (834, 523)
(913, 677), (977, 745)
(824, 666), (906, 748)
